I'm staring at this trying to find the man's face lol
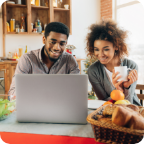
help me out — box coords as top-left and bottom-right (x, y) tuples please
(43, 32), (67, 62)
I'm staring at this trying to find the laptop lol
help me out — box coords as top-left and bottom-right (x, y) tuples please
(15, 74), (88, 124)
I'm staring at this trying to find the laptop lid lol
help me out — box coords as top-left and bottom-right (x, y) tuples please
(16, 74), (88, 124)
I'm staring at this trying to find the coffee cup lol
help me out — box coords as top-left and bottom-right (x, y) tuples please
(114, 66), (132, 81)
(64, 4), (69, 9)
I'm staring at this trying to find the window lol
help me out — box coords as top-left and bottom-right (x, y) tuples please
(117, 0), (137, 6)
(113, 0), (144, 84)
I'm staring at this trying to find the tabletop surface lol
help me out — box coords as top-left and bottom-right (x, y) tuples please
(0, 110), (95, 138)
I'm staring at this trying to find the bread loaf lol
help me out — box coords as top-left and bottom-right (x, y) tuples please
(129, 114), (144, 130)
(103, 104), (126, 116)
(126, 104), (139, 113)
(112, 106), (132, 127)
(140, 108), (144, 117)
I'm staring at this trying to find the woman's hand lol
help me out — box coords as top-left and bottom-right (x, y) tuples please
(112, 69), (124, 92)
(123, 69), (138, 88)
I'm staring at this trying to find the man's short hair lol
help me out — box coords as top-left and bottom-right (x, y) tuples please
(44, 22), (69, 39)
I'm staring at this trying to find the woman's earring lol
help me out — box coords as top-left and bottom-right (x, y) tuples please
(115, 50), (118, 56)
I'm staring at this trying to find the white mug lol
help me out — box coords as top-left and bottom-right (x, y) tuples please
(114, 66), (132, 81)
(64, 4), (69, 9)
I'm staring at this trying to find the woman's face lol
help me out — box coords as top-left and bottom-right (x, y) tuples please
(94, 40), (117, 65)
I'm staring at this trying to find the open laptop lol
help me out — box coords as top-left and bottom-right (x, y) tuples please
(15, 74), (88, 124)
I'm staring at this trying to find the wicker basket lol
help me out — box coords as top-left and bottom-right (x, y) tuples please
(87, 106), (144, 144)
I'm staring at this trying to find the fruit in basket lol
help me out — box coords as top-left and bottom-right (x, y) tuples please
(103, 101), (113, 106)
(110, 90), (125, 101)
(115, 100), (131, 104)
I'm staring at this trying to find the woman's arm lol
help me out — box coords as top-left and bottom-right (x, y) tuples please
(88, 67), (110, 100)
(112, 60), (138, 103)
(123, 63), (138, 103)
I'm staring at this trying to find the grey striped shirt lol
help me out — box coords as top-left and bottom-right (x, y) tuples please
(8, 46), (80, 95)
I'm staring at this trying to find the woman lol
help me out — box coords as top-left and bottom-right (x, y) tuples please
(86, 19), (141, 106)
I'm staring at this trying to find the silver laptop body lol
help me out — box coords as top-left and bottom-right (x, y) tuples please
(16, 74), (88, 124)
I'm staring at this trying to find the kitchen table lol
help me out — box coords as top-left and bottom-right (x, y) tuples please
(0, 110), (106, 144)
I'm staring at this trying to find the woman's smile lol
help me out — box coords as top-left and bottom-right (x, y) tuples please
(99, 57), (107, 62)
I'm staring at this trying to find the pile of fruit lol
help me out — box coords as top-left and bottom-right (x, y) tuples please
(103, 90), (131, 106)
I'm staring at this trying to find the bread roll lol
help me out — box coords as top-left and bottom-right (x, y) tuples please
(112, 106), (132, 127)
(126, 104), (139, 113)
(129, 114), (144, 130)
(139, 108), (144, 117)
(103, 104), (126, 116)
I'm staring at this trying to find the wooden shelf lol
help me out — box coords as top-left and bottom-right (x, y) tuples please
(6, 32), (28, 34)
(30, 32), (44, 35)
(6, 3), (27, 8)
(31, 5), (49, 10)
(2, 0), (72, 56)
(54, 8), (69, 11)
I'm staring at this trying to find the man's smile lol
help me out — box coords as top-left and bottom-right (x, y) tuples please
(50, 49), (61, 57)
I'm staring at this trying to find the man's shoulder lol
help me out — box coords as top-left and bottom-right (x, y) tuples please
(21, 49), (40, 60)
(24, 49), (40, 57)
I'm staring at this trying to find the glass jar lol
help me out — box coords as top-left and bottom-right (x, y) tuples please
(53, 0), (57, 7)
(31, 0), (35, 5)
(16, 24), (20, 33)
(16, 0), (21, 4)
(31, 23), (34, 32)
(10, 19), (15, 32)
(45, 0), (49, 7)
(40, 0), (45, 6)
(57, 0), (63, 8)
(35, 0), (40, 6)
(21, 13), (25, 31)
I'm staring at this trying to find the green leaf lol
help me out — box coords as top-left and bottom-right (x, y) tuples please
(0, 103), (6, 117)
(0, 99), (16, 118)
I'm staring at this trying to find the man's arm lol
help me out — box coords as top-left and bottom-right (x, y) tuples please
(8, 54), (31, 95)
(68, 55), (80, 74)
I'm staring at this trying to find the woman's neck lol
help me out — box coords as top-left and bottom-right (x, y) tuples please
(104, 57), (121, 72)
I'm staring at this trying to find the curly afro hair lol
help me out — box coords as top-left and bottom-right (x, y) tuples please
(85, 19), (129, 60)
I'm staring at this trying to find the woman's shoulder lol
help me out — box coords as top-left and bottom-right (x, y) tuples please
(88, 60), (102, 74)
(123, 58), (138, 69)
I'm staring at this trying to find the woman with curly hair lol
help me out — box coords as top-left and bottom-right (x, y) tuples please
(86, 19), (140, 106)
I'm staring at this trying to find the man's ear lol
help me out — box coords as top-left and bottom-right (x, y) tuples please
(42, 36), (46, 44)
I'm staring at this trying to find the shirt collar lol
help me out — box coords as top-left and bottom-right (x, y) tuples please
(39, 46), (45, 64)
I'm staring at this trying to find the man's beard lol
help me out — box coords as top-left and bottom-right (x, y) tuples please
(44, 47), (60, 63)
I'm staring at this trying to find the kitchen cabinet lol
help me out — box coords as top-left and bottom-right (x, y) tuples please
(2, 0), (72, 56)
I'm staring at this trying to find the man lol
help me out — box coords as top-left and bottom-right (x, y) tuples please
(8, 22), (80, 95)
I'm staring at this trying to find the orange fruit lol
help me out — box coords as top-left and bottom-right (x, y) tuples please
(103, 101), (113, 106)
(110, 90), (125, 101)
